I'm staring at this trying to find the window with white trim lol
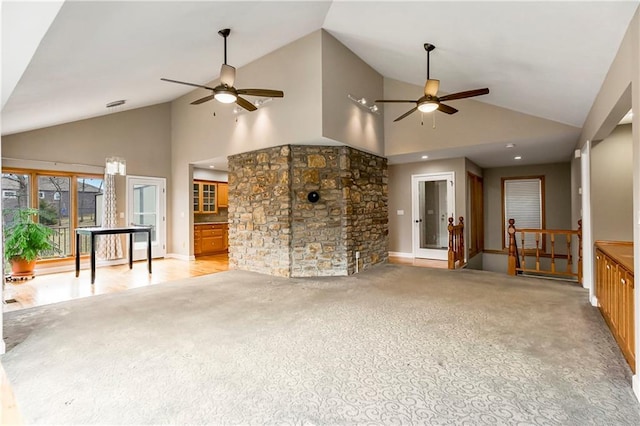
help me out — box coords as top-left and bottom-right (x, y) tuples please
(502, 176), (545, 249)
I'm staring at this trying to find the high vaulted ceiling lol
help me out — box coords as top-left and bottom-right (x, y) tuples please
(2, 1), (638, 165)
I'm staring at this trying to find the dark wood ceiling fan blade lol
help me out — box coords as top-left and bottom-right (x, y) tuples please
(375, 99), (416, 103)
(394, 107), (418, 122)
(191, 94), (216, 105)
(236, 96), (258, 111)
(161, 78), (216, 91)
(237, 89), (284, 98)
(439, 88), (489, 102)
(438, 103), (458, 114)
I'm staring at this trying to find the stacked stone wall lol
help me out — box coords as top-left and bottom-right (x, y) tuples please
(228, 144), (387, 277)
(228, 146), (292, 277)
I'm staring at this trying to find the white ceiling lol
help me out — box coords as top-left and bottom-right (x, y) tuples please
(2, 1), (638, 168)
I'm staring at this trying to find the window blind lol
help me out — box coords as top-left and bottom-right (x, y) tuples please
(504, 178), (542, 249)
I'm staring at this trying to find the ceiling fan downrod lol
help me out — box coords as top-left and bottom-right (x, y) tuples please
(219, 28), (230, 65)
(424, 43), (435, 80)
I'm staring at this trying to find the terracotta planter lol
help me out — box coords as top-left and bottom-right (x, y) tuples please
(10, 258), (36, 279)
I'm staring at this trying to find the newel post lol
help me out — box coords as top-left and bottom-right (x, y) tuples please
(507, 218), (517, 276)
(448, 217), (455, 269)
(458, 217), (465, 262)
(577, 219), (583, 284)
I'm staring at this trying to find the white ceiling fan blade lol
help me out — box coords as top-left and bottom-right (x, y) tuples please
(220, 63), (235, 87)
(424, 79), (440, 97)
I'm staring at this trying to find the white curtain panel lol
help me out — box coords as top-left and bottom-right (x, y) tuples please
(97, 173), (123, 260)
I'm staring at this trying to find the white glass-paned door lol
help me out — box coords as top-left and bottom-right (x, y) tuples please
(127, 176), (166, 259)
(412, 172), (455, 260)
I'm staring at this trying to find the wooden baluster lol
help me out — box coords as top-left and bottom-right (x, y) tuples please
(458, 217), (464, 265)
(521, 231), (526, 270)
(577, 220), (583, 284)
(535, 232), (540, 271)
(448, 217), (455, 269)
(550, 233), (556, 273)
(507, 219), (516, 275)
(566, 233), (572, 274)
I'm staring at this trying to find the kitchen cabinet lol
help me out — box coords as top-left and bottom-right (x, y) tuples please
(595, 241), (634, 373)
(217, 183), (228, 208)
(194, 223), (228, 255)
(193, 180), (217, 214)
(193, 181), (229, 213)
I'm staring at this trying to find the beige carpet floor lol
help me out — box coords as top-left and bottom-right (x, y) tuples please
(2, 264), (639, 425)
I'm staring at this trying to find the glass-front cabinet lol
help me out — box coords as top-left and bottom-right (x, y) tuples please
(193, 180), (217, 214)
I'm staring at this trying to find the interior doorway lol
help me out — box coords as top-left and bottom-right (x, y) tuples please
(412, 172), (455, 260)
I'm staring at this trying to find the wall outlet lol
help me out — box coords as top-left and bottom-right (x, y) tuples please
(397, 210), (404, 216)
(355, 251), (360, 259)
(119, 212), (124, 219)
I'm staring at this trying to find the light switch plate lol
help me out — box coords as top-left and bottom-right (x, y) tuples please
(397, 210), (404, 215)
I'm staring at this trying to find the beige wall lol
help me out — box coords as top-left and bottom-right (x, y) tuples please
(1, 103), (173, 245)
(483, 162), (572, 251)
(321, 31), (384, 155)
(169, 31), (324, 257)
(382, 78), (579, 157)
(575, 9), (638, 361)
(591, 124), (633, 242)
(388, 158), (466, 254)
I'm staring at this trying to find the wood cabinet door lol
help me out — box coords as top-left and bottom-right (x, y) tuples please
(218, 183), (228, 208)
(194, 228), (202, 255)
(193, 182), (201, 213)
(201, 183), (217, 213)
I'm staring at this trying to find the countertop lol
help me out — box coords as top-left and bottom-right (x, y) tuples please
(194, 222), (228, 225)
(596, 240), (634, 273)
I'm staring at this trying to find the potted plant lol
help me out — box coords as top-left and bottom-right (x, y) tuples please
(4, 208), (55, 279)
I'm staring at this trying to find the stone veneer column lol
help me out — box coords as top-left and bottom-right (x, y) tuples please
(228, 146), (292, 277)
(228, 144), (387, 277)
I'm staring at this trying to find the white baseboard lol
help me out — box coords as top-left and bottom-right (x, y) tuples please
(389, 251), (413, 259)
(633, 375), (640, 402)
(590, 295), (599, 307)
(165, 253), (195, 261)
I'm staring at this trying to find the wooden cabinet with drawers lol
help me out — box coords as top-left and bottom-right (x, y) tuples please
(194, 223), (228, 255)
(595, 241), (635, 372)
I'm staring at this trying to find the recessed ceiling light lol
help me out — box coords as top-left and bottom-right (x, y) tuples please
(421, 155), (429, 159)
(209, 165), (215, 169)
(505, 143), (515, 148)
(514, 156), (522, 160)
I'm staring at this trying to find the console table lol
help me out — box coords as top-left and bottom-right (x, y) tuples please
(75, 226), (152, 284)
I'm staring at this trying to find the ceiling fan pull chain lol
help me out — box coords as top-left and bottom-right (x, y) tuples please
(433, 113), (436, 129)
(421, 111), (424, 126)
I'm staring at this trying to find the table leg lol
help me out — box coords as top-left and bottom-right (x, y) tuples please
(90, 234), (96, 284)
(147, 230), (152, 274)
(129, 233), (133, 269)
(75, 232), (80, 277)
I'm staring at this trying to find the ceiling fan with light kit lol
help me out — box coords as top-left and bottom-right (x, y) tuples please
(161, 28), (284, 112)
(376, 43), (489, 122)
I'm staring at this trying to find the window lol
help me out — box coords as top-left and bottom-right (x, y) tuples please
(502, 176), (545, 249)
(1, 169), (103, 260)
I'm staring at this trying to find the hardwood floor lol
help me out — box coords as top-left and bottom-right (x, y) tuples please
(388, 256), (448, 269)
(3, 253), (229, 313)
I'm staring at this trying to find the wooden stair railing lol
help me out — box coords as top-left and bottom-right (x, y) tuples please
(507, 218), (582, 283)
(447, 217), (465, 269)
